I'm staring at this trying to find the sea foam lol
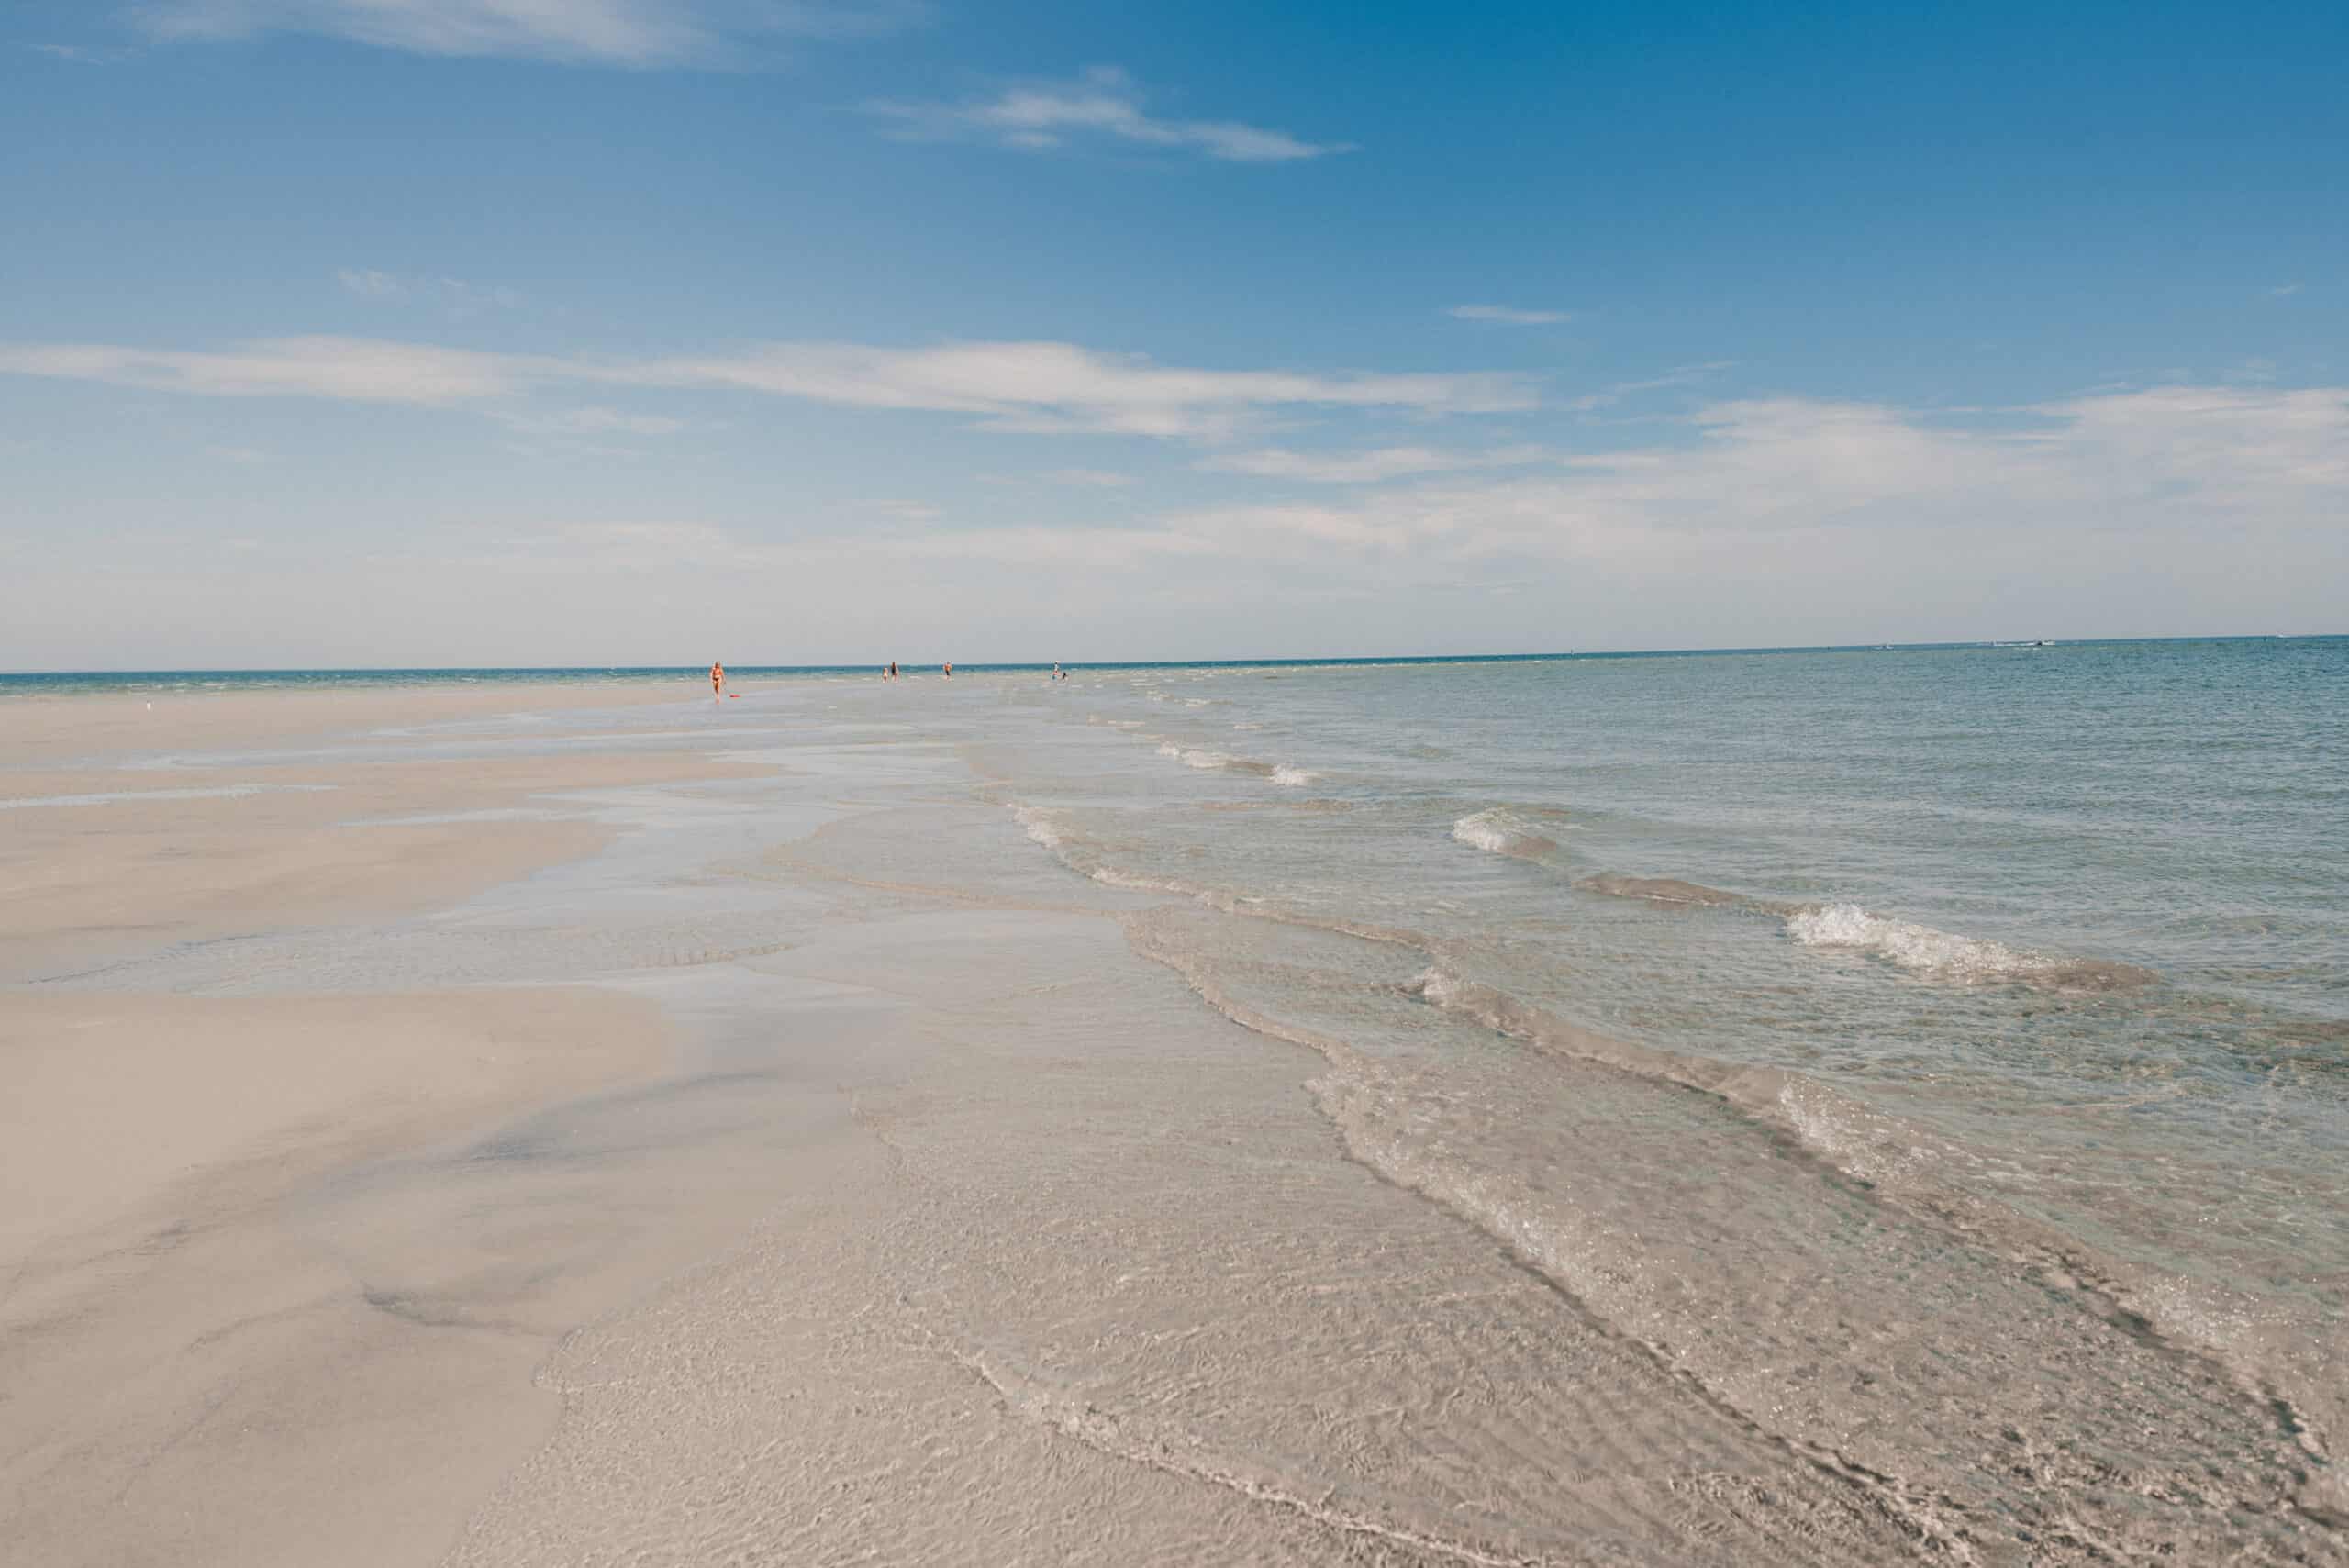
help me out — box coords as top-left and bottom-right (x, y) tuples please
(1450, 807), (1558, 861)
(1784, 902), (2153, 989)
(1008, 805), (1063, 850)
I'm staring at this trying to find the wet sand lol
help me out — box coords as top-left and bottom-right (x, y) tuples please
(2, 685), (729, 1565)
(4, 678), (2336, 1565)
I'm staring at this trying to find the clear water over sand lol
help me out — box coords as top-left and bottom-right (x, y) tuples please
(6, 640), (2343, 1564)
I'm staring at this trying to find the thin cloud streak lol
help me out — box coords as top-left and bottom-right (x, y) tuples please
(603, 339), (1529, 436)
(133, 0), (922, 66)
(497, 406), (687, 436)
(1559, 361), (1740, 412)
(1447, 305), (1572, 326)
(338, 268), (525, 310)
(487, 518), (1219, 575)
(1202, 444), (1557, 484)
(0, 337), (519, 404)
(0, 333), (1533, 439)
(866, 66), (1353, 163)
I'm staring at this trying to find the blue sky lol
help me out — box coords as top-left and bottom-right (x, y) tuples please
(3, 0), (2343, 667)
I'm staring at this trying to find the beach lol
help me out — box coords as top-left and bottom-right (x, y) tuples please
(4, 649), (2344, 1565)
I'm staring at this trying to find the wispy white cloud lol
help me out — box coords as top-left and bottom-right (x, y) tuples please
(2019, 385), (2349, 500)
(2270, 282), (2303, 297)
(336, 267), (406, 299)
(0, 336), (518, 404)
(598, 339), (1530, 437)
(1157, 387), (2349, 564)
(18, 382), (2342, 666)
(489, 517), (1217, 576)
(0, 333), (1531, 438)
(498, 405), (685, 436)
(1558, 361), (1739, 413)
(29, 42), (121, 62)
(1446, 305), (1572, 326)
(1040, 468), (1136, 488)
(1201, 444), (1555, 484)
(16, 328), (2342, 586)
(866, 66), (1353, 163)
(337, 267), (524, 311)
(452, 384), (2349, 592)
(134, 0), (921, 66)
(858, 498), (941, 524)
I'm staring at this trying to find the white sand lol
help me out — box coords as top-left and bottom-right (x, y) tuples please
(0, 685), (730, 1566)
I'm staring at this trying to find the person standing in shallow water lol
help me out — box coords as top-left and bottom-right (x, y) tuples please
(942, 662), (952, 679)
(710, 661), (723, 702)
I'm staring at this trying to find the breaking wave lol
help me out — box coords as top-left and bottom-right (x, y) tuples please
(1008, 804), (1064, 851)
(1578, 874), (2154, 992)
(1157, 741), (1241, 771)
(1450, 807), (1558, 862)
(1152, 739), (1312, 784)
(1786, 902), (2155, 991)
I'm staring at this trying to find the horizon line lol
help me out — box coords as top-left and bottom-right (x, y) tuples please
(4, 632), (2341, 682)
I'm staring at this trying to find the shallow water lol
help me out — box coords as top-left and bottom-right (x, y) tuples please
(26, 641), (2347, 1562)
(975, 638), (2349, 1537)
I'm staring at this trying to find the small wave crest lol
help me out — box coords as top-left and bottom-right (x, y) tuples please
(1156, 741), (1239, 771)
(1152, 738), (1308, 784)
(1786, 903), (2154, 990)
(1577, 873), (1747, 908)
(1450, 807), (1558, 862)
(1008, 804), (1063, 851)
(1004, 801), (1236, 904)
